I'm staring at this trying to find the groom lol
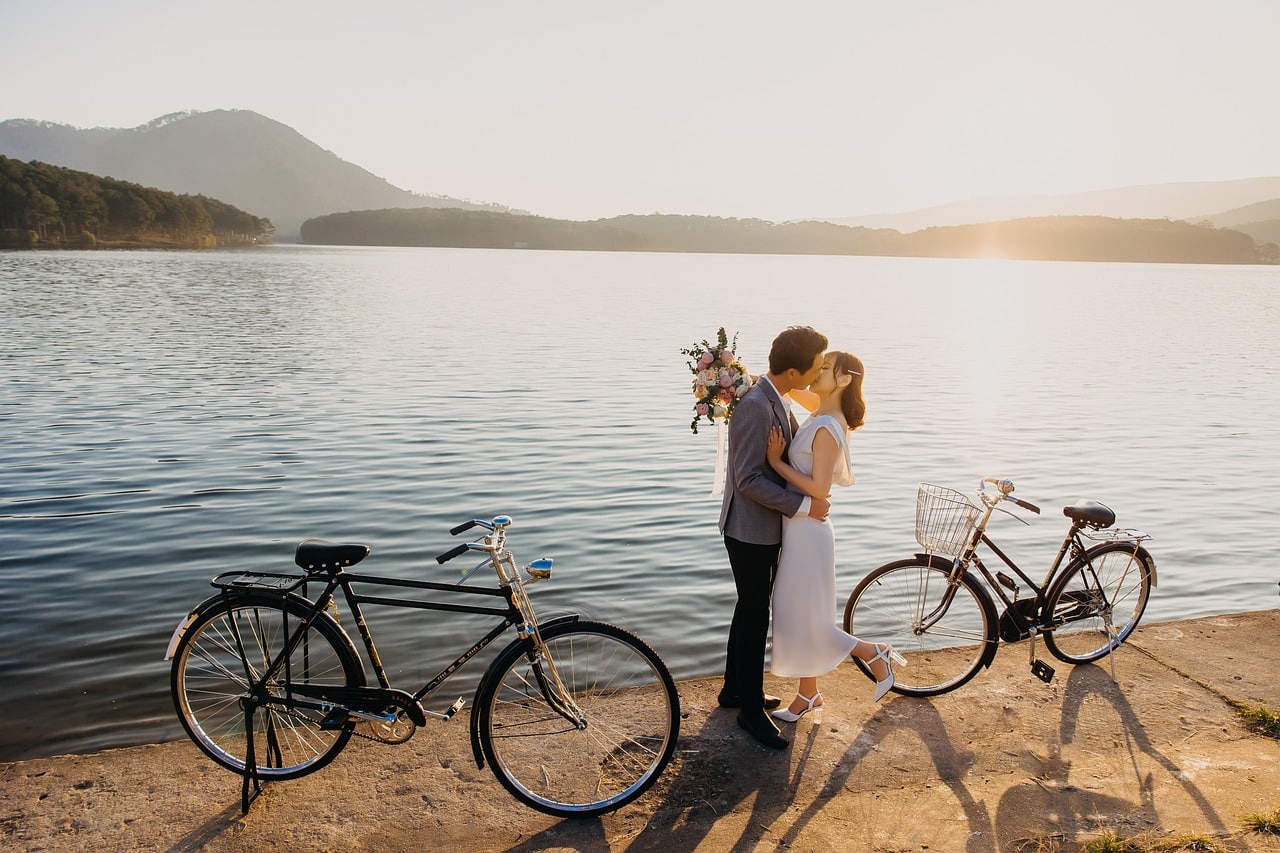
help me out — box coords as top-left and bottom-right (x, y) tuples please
(718, 325), (829, 749)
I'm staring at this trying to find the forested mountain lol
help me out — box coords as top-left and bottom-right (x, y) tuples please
(301, 208), (1278, 264)
(826, 177), (1280, 234)
(0, 156), (271, 248)
(0, 110), (512, 239)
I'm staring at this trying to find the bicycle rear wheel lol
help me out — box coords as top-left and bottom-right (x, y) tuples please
(476, 620), (680, 818)
(1043, 542), (1154, 664)
(843, 556), (998, 697)
(170, 592), (364, 780)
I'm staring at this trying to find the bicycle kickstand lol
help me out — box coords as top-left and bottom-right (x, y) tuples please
(239, 697), (263, 814)
(1106, 616), (1119, 684)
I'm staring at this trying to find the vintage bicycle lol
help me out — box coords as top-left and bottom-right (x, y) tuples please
(165, 515), (680, 817)
(842, 478), (1156, 697)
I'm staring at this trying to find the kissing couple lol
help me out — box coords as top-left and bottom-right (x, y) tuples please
(717, 325), (904, 749)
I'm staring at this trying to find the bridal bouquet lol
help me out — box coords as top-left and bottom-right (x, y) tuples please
(682, 327), (751, 434)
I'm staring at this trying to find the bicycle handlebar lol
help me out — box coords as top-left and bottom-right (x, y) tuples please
(1008, 495), (1041, 514)
(435, 516), (515, 564)
(979, 477), (1041, 515)
(435, 543), (470, 564)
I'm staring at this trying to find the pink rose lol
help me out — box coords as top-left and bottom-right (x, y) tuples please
(720, 350), (734, 364)
(698, 351), (714, 368)
(695, 402), (709, 416)
(719, 374), (734, 388)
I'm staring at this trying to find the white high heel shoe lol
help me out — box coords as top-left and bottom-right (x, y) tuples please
(771, 690), (823, 722)
(870, 643), (907, 702)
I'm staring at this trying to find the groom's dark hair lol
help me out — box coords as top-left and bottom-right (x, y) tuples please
(768, 326), (828, 374)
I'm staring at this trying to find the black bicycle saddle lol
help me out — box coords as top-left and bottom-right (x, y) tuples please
(294, 539), (371, 572)
(1062, 500), (1115, 529)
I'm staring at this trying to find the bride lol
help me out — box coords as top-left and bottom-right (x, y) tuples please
(766, 350), (905, 722)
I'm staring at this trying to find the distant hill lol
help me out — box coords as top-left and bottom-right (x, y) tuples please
(825, 177), (1280, 234)
(301, 208), (1277, 265)
(0, 110), (513, 239)
(1195, 198), (1280, 248)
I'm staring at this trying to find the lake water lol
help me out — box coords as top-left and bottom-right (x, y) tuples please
(1, 246), (1277, 762)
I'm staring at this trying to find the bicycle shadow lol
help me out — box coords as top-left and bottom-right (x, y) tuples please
(506, 705), (806, 852)
(164, 800), (246, 852)
(991, 662), (1230, 845)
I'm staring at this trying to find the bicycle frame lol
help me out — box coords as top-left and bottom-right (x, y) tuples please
(272, 561), (570, 708)
(938, 482), (1151, 676)
(189, 520), (585, 809)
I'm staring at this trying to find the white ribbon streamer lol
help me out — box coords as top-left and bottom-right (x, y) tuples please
(711, 420), (727, 496)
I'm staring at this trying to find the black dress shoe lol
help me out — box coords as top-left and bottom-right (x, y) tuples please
(717, 691), (783, 710)
(737, 710), (789, 749)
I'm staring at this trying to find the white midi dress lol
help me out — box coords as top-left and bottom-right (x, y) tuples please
(769, 414), (858, 679)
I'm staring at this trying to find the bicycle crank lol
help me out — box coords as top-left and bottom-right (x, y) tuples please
(365, 714), (417, 744)
(289, 684), (428, 726)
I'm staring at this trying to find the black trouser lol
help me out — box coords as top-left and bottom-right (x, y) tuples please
(722, 535), (781, 714)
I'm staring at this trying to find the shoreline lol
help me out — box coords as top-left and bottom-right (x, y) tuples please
(5, 609), (1280, 851)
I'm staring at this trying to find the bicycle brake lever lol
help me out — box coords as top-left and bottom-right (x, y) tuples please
(993, 504), (1033, 526)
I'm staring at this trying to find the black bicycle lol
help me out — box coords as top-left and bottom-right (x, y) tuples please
(165, 515), (680, 817)
(842, 478), (1156, 697)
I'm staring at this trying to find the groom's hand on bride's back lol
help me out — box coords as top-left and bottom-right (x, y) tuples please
(810, 496), (830, 521)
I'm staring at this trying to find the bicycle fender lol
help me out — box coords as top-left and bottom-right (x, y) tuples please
(163, 592), (229, 660)
(163, 589), (354, 661)
(1136, 545), (1158, 588)
(468, 614), (581, 770)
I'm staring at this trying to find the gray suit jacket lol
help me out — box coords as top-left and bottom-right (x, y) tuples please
(718, 380), (805, 545)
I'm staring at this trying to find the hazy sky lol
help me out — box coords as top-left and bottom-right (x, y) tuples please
(4, 0), (1278, 221)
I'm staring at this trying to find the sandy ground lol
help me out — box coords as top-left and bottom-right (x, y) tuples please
(4, 610), (1280, 852)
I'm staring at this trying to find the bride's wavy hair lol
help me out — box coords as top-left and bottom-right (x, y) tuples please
(831, 351), (866, 431)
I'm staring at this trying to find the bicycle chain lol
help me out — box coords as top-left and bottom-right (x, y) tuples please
(261, 704), (415, 745)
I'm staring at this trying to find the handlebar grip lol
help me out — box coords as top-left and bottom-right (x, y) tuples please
(1010, 496), (1041, 514)
(450, 520), (478, 536)
(436, 543), (470, 564)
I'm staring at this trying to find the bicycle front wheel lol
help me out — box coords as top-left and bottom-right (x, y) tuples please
(843, 556), (998, 697)
(476, 620), (680, 818)
(170, 592), (364, 780)
(1043, 542), (1154, 664)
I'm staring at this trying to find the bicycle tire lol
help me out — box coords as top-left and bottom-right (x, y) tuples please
(170, 591), (364, 780)
(476, 620), (680, 818)
(1042, 542), (1154, 664)
(843, 555), (998, 697)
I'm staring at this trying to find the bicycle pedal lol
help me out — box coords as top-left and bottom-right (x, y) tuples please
(442, 698), (465, 721)
(318, 708), (350, 730)
(1031, 659), (1055, 683)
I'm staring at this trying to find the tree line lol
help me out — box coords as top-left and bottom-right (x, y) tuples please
(301, 207), (1279, 265)
(0, 156), (273, 248)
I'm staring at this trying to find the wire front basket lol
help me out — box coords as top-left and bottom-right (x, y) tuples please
(915, 483), (980, 557)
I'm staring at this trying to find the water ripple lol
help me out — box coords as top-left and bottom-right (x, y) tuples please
(1, 247), (1277, 761)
